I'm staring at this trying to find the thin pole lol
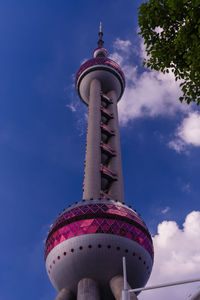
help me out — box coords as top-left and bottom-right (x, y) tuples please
(128, 278), (200, 294)
(122, 257), (129, 300)
(123, 257), (128, 290)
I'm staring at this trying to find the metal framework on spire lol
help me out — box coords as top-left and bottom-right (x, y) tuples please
(98, 21), (104, 48)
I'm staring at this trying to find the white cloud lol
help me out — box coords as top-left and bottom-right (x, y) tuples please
(110, 38), (190, 125)
(66, 103), (76, 112)
(139, 211), (200, 300)
(109, 52), (124, 65)
(168, 138), (186, 153)
(109, 39), (132, 66)
(178, 113), (200, 146)
(113, 38), (131, 53)
(111, 37), (200, 153)
(139, 39), (150, 61)
(182, 183), (191, 194)
(118, 67), (188, 125)
(161, 206), (170, 214)
(169, 112), (200, 152)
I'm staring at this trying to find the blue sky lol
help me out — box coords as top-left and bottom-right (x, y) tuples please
(0, 1), (200, 300)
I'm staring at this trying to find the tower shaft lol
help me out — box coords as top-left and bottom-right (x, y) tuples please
(83, 79), (102, 199)
(83, 80), (124, 202)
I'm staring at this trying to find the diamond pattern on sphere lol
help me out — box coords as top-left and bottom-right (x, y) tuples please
(90, 206), (100, 213)
(119, 229), (126, 236)
(122, 224), (129, 231)
(91, 219), (101, 226)
(87, 226), (95, 233)
(81, 219), (94, 226)
(126, 232), (133, 239)
(46, 204), (154, 260)
(111, 221), (120, 231)
(60, 235), (66, 243)
(49, 204), (148, 233)
(81, 206), (90, 214)
(102, 225), (110, 232)
(99, 204), (108, 211)
(100, 218), (107, 225)
(96, 227), (104, 233)
(45, 216), (153, 260)
(79, 221), (86, 228)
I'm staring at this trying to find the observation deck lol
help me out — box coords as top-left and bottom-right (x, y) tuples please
(76, 57), (125, 105)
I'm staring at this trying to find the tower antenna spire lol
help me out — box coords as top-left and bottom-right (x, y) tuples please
(99, 21), (102, 33)
(98, 21), (104, 48)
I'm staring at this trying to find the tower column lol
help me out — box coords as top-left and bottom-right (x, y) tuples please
(110, 275), (138, 300)
(107, 90), (124, 203)
(77, 278), (101, 300)
(55, 288), (74, 300)
(83, 78), (102, 199)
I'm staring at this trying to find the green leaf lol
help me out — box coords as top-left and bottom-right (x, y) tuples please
(137, 0), (200, 106)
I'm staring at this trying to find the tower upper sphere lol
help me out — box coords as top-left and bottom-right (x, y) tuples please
(76, 26), (125, 105)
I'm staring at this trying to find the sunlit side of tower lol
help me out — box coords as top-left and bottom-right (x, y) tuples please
(45, 25), (154, 300)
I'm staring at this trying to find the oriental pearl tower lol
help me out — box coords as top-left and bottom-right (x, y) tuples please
(45, 24), (154, 300)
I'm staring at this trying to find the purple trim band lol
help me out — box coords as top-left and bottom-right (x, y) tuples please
(48, 204), (148, 234)
(76, 57), (125, 85)
(45, 204), (153, 260)
(45, 218), (154, 260)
